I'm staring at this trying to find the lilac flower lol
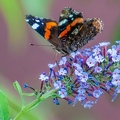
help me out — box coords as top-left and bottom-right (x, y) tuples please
(80, 72), (88, 82)
(107, 48), (117, 56)
(72, 63), (82, 70)
(112, 55), (120, 62)
(77, 94), (86, 101)
(70, 51), (80, 58)
(59, 57), (67, 65)
(48, 63), (57, 68)
(112, 69), (120, 78)
(74, 68), (83, 76)
(84, 101), (94, 109)
(25, 41), (120, 109)
(92, 47), (101, 56)
(39, 73), (49, 81)
(86, 56), (96, 67)
(111, 76), (120, 86)
(78, 87), (86, 94)
(94, 66), (103, 73)
(54, 81), (62, 89)
(70, 52), (76, 58)
(105, 81), (112, 90)
(58, 88), (67, 98)
(99, 42), (110, 46)
(58, 68), (67, 75)
(95, 55), (104, 63)
(93, 89), (103, 98)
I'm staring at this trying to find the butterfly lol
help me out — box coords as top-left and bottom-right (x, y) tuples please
(25, 7), (103, 55)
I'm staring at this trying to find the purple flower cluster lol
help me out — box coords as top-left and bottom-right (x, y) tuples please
(38, 41), (120, 108)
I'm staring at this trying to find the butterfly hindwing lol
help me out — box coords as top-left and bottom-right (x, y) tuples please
(70, 18), (104, 48)
(25, 15), (61, 47)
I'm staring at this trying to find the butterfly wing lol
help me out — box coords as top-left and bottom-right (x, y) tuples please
(58, 7), (104, 53)
(57, 7), (84, 53)
(74, 18), (104, 48)
(25, 15), (61, 48)
(25, 8), (103, 55)
(58, 7), (84, 39)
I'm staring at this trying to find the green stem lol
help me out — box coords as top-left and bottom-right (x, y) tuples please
(13, 89), (57, 120)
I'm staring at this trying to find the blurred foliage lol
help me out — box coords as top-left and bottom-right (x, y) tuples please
(21, 0), (54, 17)
(0, 1), (54, 119)
(0, 91), (9, 120)
(0, 0), (27, 51)
(0, 74), (48, 120)
(111, 17), (120, 44)
(0, 0), (54, 53)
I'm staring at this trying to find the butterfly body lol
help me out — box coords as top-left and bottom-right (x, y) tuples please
(26, 7), (103, 55)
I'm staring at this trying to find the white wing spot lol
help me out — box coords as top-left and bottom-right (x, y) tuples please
(58, 19), (68, 26)
(71, 17), (74, 21)
(35, 19), (40, 22)
(69, 14), (73, 18)
(32, 23), (39, 29)
(25, 19), (29, 22)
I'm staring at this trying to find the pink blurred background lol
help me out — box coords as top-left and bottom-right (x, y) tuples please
(0, 0), (120, 119)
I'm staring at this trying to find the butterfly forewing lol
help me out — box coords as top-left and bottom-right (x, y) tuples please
(26, 15), (61, 48)
(58, 7), (84, 39)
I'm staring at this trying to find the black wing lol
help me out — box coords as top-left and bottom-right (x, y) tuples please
(25, 15), (61, 48)
(58, 7), (84, 39)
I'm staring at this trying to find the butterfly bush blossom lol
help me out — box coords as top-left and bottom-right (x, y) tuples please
(25, 41), (120, 109)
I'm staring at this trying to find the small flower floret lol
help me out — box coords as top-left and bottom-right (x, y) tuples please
(99, 42), (110, 46)
(39, 73), (49, 81)
(58, 88), (67, 98)
(95, 55), (104, 63)
(111, 76), (120, 86)
(94, 66), (102, 73)
(80, 72), (88, 82)
(107, 48), (117, 56)
(54, 81), (62, 89)
(93, 89), (103, 98)
(84, 101), (94, 109)
(58, 68), (67, 75)
(112, 69), (120, 78)
(59, 57), (67, 65)
(48, 63), (57, 68)
(86, 56), (96, 67)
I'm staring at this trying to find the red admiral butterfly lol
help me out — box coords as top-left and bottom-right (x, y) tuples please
(26, 7), (103, 55)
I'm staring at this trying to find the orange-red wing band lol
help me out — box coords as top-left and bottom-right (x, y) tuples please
(44, 22), (57, 40)
(58, 18), (83, 38)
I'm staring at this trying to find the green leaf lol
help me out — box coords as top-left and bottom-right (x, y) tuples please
(22, 92), (36, 97)
(13, 81), (25, 107)
(0, 91), (9, 120)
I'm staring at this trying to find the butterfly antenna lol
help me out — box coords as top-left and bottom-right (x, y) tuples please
(29, 43), (52, 47)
